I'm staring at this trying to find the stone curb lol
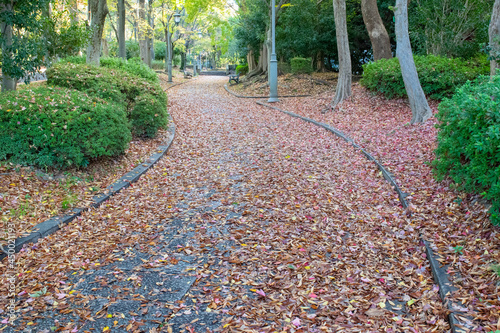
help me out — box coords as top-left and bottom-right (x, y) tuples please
(254, 100), (475, 333)
(224, 84), (311, 99)
(0, 115), (176, 261)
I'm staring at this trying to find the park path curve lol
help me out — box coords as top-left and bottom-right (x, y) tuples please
(2, 77), (448, 332)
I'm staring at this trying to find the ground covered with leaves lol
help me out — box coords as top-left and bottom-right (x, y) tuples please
(229, 73), (339, 97)
(0, 76), (468, 332)
(271, 84), (500, 331)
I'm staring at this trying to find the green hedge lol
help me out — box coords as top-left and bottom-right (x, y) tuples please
(47, 63), (167, 138)
(236, 64), (248, 75)
(433, 75), (500, 225)
(291, 57), (313, 74)
(360, 55), (489, 100)
(0, 87), (131, 169)
(61, 56), (158, 83)
(100, 57), (158, 83)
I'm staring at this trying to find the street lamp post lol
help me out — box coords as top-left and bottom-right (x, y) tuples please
(268, 0), (279, 102)
(167, 11), (181, 83)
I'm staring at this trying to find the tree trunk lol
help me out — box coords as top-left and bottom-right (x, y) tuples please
(102, 38), (109, 57)
(395, 0), (432, 124)
(118, 0), (126, 59)
(247, 48), (257, 72)
(138, 0), (148, 65)
(87, 0), (109, 65)
(1, 2), (16, 91)
(361, 0), (392, 61)
(330, 0), (352, 109)
(148, 4), (154, 66)
(180, 51), (186, 71)
(245, 43), (268, 80)
(489, 0), (500, 76)
(315, 50), (326, 72)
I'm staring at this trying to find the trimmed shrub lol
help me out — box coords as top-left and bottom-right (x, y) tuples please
(360, 54), (489, 100)
(0, 87), (131, 169)
(236, 64), (248, 75)
(433, 75), (500, 225)
(47, 63), (168, 137)
(131, 93), (168, 138)
(291, 57), (313, 74)
(59, 55), (86, 64)
(278, 61), (292, 74)
(152, 60), (165, 70)
(60, 56), (158, 83)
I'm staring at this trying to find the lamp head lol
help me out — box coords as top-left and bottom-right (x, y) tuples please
(173, 12), (181, 24)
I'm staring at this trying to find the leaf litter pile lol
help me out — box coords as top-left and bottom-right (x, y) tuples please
(2, 76), (483, 332)
(275, 84), (500, 331)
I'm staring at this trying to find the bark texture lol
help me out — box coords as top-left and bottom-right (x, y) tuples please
(490, 0), (500, 76)
(138, 0), (148, 65)
(1, 2), (16, 91)
(395, 0), (432, 124)
(244, 43), (268, 80)
(330, 0), (352, 109)
(361, 0), (392, 61)
(118, 0), (126, 59)
(247, 49), (257, 72)
(86, 0), (109, 65)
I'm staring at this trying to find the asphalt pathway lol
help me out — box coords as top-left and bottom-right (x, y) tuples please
(5, 77), (448, 332)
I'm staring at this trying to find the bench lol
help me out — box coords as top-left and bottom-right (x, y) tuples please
(229, 73), (240, 84)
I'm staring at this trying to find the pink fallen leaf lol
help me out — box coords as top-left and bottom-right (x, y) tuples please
(56, 293), (67, 299)
(292, 317), (301, 327)
(309, 293), (318, 298)
(255, 289), (266, 297)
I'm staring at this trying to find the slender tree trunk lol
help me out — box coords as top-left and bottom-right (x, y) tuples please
(395, 0), (432, 123)
(148, 3), (154, 66)
(361, 0), (392, 61)
(1, 2), (16, 91)
(330, 0), (352, 110)
(138, 0), (148, 65)
(87, 0), (109, 65)
(180, 51), (186, 70)
(489, 0), (500, 76)
(102, 38), (109, 57)
(315, 50), (326, 72)
(118, 0), (126, 59)
(41, 2), (52, 62)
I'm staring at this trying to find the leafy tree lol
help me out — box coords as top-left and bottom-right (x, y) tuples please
(0, 0), (49, 91)
(408, 0), (493, 59)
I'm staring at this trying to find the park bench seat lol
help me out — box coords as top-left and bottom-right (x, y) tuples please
(229, 73), (240, 84)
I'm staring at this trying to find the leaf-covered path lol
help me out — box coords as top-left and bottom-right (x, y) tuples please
(3, 77), (449, 332)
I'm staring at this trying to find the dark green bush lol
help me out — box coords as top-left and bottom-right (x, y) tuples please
(433, 75), (500, 225)
(360, 54), (489, 100)
(236, 64), (248, 75)
(0, 87), (131, 169)
(47, 63), (168, 137)
(291, 57), (313, 74)
(131, 93), (168, 138)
